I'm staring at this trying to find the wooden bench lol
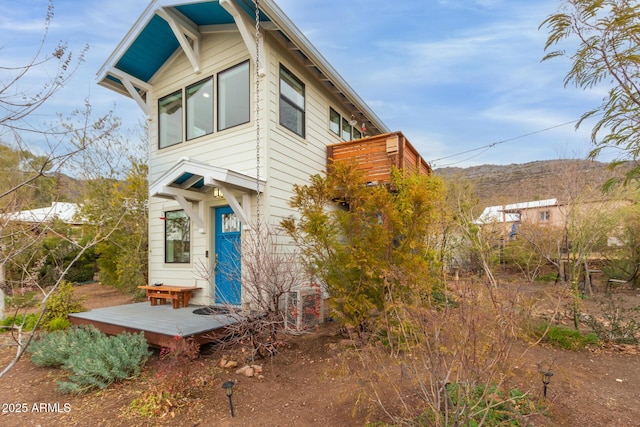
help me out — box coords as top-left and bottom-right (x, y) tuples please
(138, 285), (201, 309)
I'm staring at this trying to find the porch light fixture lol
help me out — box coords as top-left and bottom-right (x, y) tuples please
(222, 380), (235, 417)
(212, 187), (224, 199)
(541, 371), (553, 398)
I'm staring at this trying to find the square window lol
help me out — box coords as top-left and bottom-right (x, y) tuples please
(165, 210), (190, 263)
(540, 211), (550, 221)
(159, 90), (183, 148)
(279, 65), (305, 137)
(218, 61), (250, 131)
(186, 77), (213, 140)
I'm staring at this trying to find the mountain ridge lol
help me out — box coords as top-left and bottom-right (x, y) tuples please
(434, 159), (622, 207)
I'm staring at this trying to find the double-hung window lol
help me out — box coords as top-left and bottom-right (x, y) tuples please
(165, 210), (190, 263)
(279, 65), (305, 137)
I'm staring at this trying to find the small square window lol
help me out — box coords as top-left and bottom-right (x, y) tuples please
(540, 211), (550, 221)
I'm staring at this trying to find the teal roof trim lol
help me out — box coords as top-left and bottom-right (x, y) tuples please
(115, 14), (179, 82)
(175, 2), (235, 26)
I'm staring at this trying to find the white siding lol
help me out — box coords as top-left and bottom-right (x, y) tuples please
(146, 29), (371, 301)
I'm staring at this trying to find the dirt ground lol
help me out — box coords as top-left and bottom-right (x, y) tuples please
(0, 278), (639, 427)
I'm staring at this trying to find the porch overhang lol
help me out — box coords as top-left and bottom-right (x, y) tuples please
(149, 158), (264, 233)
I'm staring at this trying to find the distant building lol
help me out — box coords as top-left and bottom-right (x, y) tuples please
(5, 202), (81, 225)
(476, 198), (559, 237)
(4, 202), (84, 239)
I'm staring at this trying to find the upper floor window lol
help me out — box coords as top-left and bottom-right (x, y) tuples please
(158, 61), (250, 149)
(159, 90), (183, 148)
(330, 107), (363, 141)
(218, 61), (250, 131)
(186, 77), (213, 140)
(165, 210), (190, 264)
(341, 117), (352, 141)
(279, 65), (305, 137)
(329, 107), (340, 136)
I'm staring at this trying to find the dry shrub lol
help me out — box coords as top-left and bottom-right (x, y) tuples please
(350, 281), (540, 426)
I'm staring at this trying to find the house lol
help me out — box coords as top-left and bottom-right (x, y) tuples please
(97, 0), (430, 308)
(4, 202), (84, 239)
(477, 197), (631, 246)
(476, 198), (559, 238)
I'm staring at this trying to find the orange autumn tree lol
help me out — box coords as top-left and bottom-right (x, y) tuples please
(283, 162), (446, 342)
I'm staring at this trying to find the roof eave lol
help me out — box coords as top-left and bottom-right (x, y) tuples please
(96, 0), (389, 134)
(259, 0), (389, 134)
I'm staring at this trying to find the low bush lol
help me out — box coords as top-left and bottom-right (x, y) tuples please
(416, 383), (537, 426)
(0, 313), (38, 332)
(534, 272), (558, 283)
(583, 297), (640, 344)
(533, 322), (598, 350)
(28, 325), (151, 393)
(46, 317), (72, 331)
(42, 281), (86, 331)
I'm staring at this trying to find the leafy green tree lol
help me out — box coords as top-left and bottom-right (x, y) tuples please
(541, 0), (640, 182)
(283, 163), (445, 342)
(80, 158), (148, 294)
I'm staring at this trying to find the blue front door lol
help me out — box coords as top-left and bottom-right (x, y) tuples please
(214, 206), (241, 305)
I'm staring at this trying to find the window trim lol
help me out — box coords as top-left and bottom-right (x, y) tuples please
(164, 209), (191, 264)
(329, 107), (341, 136)
(217, 60), (250, 132)
(158, 89), (184, 149)
(186, 76), (214, 141)
(330, 107), (363, 141)
(279, 65), (306, 138)
(158, 61), (252, 149)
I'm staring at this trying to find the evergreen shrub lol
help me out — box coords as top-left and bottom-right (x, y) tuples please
(42, 281), (86, 331)
(28, 325), (151, 393)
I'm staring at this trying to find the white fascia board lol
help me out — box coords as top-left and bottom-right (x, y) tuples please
(96, 0), (160, 83)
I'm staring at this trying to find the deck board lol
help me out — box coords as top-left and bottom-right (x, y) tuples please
(69, 303), (237, 347)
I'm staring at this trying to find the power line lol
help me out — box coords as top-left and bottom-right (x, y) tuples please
(429, 119), (579, 167)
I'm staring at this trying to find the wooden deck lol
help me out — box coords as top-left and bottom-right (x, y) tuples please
(327, 131), (431, 184)
(69, 302), (237, 348)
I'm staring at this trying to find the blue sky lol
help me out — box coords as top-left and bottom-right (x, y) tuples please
(0, 0), (608, 168)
